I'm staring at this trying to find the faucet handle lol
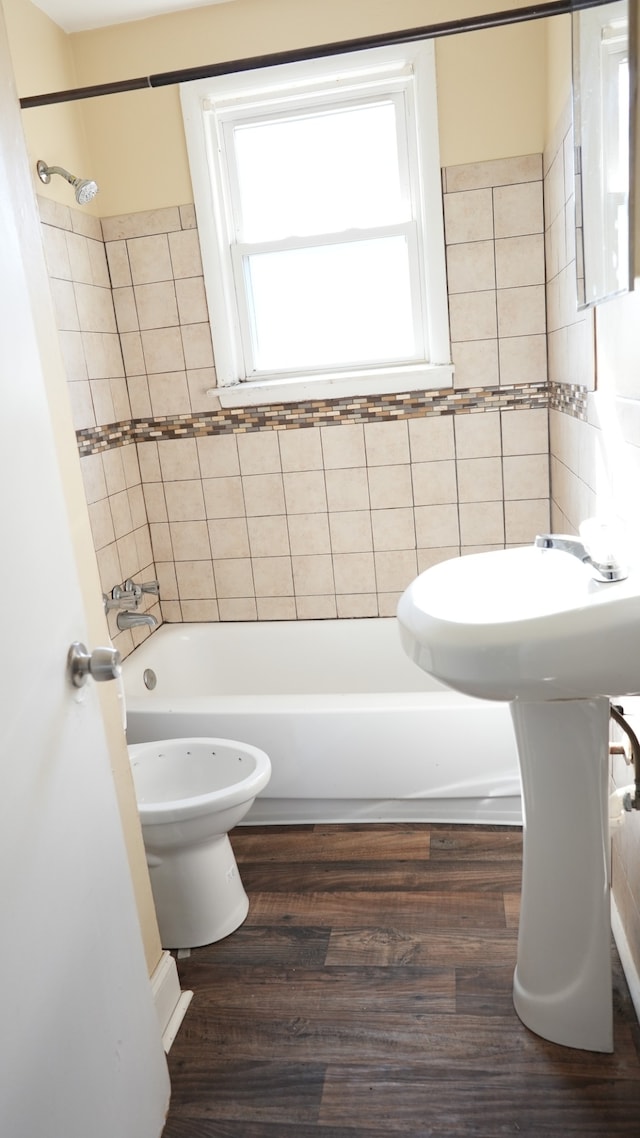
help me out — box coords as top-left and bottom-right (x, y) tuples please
(124, 578), (159, 597)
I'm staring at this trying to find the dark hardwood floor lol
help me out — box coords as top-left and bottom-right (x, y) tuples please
(163, 823), (640, 1137)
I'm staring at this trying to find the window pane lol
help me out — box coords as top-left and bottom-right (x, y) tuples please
(233, 100), (407, 241)
(245, 236), (416, 372)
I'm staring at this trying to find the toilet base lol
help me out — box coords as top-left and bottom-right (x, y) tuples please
(146, 832), (249, 950)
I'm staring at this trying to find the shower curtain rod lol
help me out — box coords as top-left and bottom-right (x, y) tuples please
(19, 0), (615, 109)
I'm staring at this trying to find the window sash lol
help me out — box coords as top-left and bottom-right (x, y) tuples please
(230, 222), (426, 378)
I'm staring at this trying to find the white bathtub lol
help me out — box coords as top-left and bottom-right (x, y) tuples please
(122, 618), (521, 825)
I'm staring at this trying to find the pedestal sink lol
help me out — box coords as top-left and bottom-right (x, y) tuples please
(397, 543), (640, 1052)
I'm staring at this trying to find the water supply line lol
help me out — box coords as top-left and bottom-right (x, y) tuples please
(610, 704), (640, 813)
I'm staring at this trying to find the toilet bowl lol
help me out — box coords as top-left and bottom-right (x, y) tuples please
(128, 737), (271, 949)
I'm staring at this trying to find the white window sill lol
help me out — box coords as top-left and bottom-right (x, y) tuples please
(215, 364), (454, 408)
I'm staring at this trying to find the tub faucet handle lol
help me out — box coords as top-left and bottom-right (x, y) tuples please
(125, 577), (160, 597)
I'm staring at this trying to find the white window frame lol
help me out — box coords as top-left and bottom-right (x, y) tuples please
(180, 41), (452, 407)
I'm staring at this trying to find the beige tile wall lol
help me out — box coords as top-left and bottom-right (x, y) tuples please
(38, 195), (161, 656)
(138, 406), (549, 622)
(41, 152), (550, 640)
(443, 154), (548, 391)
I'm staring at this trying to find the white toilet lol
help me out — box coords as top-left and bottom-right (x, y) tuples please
(128, 737), (271, 949)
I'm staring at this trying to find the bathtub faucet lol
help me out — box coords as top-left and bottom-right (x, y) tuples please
(116, 610), (158, 631)
(534, 533), (627, 583)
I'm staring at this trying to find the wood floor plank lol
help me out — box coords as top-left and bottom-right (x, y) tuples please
(324, 927), (518, 967)
(174, 963), (456, 1015)
(247, 890), (508, 929)
(166, 1059), (325, 1126)
(318, 1065), (640, 1134)
(233, 830), (432, 863)
(239, 859), (522, 893)
(165, 1007), (640, 1074)
(185, 924), (331, 966)
(429, 830), (523, 861)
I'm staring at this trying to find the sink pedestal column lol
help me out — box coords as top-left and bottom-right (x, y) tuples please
(509, 697), (612, 1052)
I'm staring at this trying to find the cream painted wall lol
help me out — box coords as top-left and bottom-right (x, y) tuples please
(12, 0), (546, 216)
(2, 0), (99, 213)
(545, 13), (572, 143)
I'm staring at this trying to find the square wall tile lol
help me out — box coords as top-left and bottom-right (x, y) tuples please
(452, 339), (499, 389)
(208, 517), (250, 559)
(364, 419), (410, 466)
(164, 479), (206, 521)
(252, 557), (294, 597)
(444, 188), (494, 244)
(456, 457), (503, 502)
(291, 554), (335, 595)
(247, 514), (290, 556)
(197, 434), (240, 478)
(414, 504), (460, 547)
(238, 430), (281, 475)
(374, 549), (418, 592)
(283, 470), (326, 514)
(176, 560), (216, 600)
(501, 408), (549, 455)
(181, 600), (219, 621)
(287, 513), (331, 556)
(493, 181), (544, 238)
(412, 460), (457, 506)
(127, 234), (173, 284)
(336, 594), (378, 618)
(329, 511), (373, 553)
(367, 464), (413, 509)
(459, 501), (505, 545)
(498, 335), (547, 385)
(371, 507), (415, 552)
(325, 467), (369, 512)
(446, 240), (496, 293)
(497, 285), (546, 338)
(244, 473), (286, 516)
(408, 416), (455, 462)
(333, 552), (376, 594)
(504, 498), (550, 543)
(169, 520), (211, 560)
(219, 598), (257, 620)
(454, 412), (502, 458)
(296, 595), (337, 619)
(503, 454), (550, 500)
(147, 371), (191, 416)
(157, 438), (200, 481)
(448, 291), (497, 342)
(495, 235), (545, 288)
(203, 475), (245, 518)
(279, 426), (323, 471)
(257, 598), (297, 620)
(320, 423), (366, 468)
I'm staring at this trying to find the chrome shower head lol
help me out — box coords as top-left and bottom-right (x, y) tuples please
(36, 160), (99, 205)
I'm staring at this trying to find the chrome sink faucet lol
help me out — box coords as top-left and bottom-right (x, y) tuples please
(534, 532), (628, 583)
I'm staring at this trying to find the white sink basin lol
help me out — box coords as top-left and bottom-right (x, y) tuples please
(397, 544), (640, 702)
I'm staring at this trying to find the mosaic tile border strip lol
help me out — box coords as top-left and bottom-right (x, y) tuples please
(548, 381), (588, 421)
(77, 381), (550, 456)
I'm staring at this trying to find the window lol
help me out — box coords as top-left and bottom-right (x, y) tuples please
(181, 41), (451, 405)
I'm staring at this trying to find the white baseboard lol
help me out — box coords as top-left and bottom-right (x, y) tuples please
(150, 950), (193, 1053)
(611, 896), (640, 1024)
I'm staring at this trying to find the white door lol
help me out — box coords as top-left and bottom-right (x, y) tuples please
(0, 12), (170, 1138)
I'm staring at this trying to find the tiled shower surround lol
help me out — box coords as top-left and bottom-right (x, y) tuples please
(40, 153), (552, 656)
